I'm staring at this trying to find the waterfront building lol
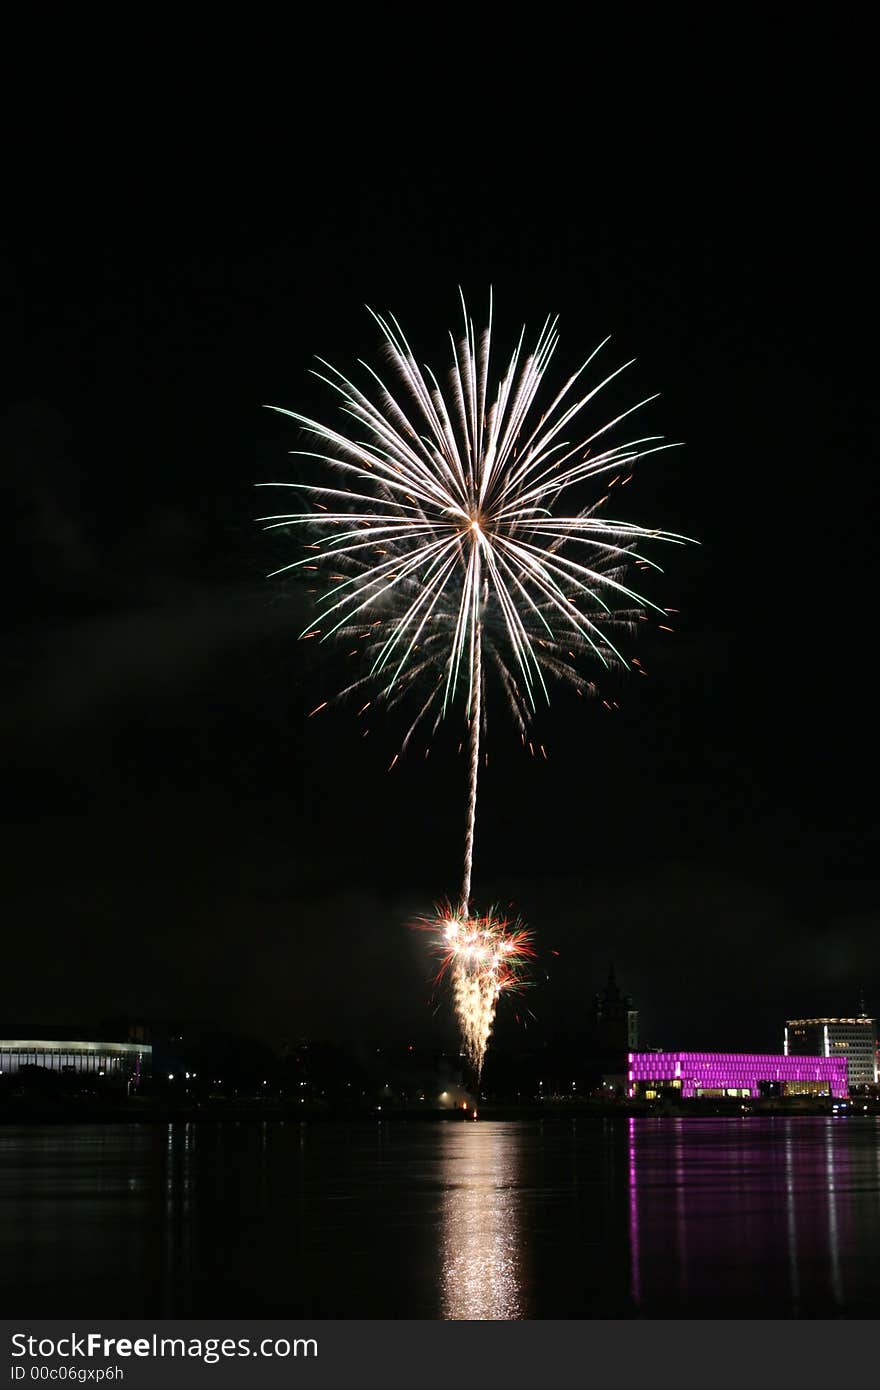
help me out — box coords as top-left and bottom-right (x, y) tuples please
(627, 1050), (848, 1100)
(0, 1038), (151, 1088)
(785, 1012), (877, 1087)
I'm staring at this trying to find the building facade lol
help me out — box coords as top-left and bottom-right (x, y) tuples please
(785, 1015), (878, 1087)
(627, 1051), (848, 1099)
(0, 1039), (151, 1088)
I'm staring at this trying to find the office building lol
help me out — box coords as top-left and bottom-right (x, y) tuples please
(785, 1007), (878, 1087)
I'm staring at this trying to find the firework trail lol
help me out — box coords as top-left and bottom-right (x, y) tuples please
(261, 294), (691, 1077)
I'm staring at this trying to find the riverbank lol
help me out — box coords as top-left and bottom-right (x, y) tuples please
(1, 1095), (876, 1123)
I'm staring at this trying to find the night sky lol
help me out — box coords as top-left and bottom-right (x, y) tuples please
(2, 13), (874, 1055)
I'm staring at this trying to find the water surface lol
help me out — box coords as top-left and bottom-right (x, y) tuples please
(2, 1117), (879, 1318)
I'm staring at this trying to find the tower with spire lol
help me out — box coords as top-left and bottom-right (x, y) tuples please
(592, 964), (639, 1083)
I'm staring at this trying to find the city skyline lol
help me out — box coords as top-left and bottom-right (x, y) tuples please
(3, 976), (876, 1075)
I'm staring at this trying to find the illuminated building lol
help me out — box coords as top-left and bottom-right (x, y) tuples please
(627, 1051), (848, 1100)
(0, 1038), (151, 1087)
(785, 1008), (878, 1087)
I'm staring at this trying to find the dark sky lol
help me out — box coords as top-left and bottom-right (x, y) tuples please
(2, 13), (874, 1053)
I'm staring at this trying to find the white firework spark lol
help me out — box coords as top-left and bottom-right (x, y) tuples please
(260, 294), (691, 1076)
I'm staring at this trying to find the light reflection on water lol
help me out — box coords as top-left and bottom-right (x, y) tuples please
(1, 1117), (879, 1317)
(626, 1116), (877, 1317)
(440, 1122), (524, 1320)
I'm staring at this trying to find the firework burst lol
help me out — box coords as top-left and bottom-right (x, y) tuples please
(423, 908), (535, 1079)
(261, 294), (692, 1074)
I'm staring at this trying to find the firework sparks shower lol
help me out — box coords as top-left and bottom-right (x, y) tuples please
(261, 294), (691, 1078)
(428, 908), (535, 1081)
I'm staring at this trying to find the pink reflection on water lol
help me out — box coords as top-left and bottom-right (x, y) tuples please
(628, 1117), (640, 1308)
(627, 1116), (863, 1314)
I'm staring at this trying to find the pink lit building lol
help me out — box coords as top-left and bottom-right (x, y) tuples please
(627, 1051), (848, 1100)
